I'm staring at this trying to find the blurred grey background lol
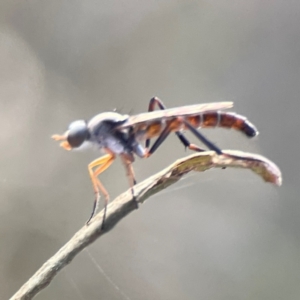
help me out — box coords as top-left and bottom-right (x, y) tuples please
(1, 1), (299, 299)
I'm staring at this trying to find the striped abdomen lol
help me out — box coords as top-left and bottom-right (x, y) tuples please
(186, 111), (258, 137)
(138, 111), (258, 140)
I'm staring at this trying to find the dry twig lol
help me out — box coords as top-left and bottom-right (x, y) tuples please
(10, 150), (282, 300)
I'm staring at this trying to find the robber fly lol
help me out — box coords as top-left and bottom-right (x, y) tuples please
(52, 97), (258, 228)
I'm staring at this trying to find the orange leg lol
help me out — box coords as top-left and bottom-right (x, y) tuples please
(87, 153), (115, 228)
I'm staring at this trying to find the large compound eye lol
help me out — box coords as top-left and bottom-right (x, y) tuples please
(67, 120), (89, 148)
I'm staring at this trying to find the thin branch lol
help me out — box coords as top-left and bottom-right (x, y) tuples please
(10, 150), (282, 300)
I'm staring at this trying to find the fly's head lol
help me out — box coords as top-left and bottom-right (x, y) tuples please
(52, 120), (90, 150)
(52, 112), (129, 151)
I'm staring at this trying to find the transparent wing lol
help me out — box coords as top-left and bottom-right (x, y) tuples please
(117, 102), (233, 128)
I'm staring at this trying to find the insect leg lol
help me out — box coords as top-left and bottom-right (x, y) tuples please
(146, 120), (173, 157)
(183, 120), (222, 155)
(87, 153), (115, 229)
(147, 97), (205, 152)
(119, 153), (138, 208)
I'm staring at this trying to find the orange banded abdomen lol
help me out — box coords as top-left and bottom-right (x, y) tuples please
(140, 111), (258, 141)
(185, 111), (258, 137)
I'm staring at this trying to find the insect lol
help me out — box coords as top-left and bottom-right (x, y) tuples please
(52, 97), (258, 228)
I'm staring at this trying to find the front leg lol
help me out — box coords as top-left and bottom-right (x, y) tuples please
(87, 153), (115, 229)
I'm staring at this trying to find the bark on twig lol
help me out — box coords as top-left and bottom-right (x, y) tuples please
(10, 150), (282, 300)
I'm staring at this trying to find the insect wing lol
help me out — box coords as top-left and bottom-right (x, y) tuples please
(118, 102), (233, 128)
